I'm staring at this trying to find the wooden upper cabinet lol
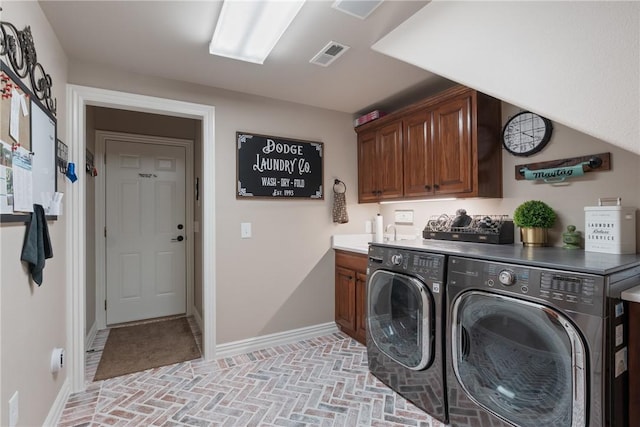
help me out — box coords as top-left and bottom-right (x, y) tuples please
(432, 94), (473, 195)
(403, 110), (432, 198)
(377, 121), (403, 200)
(356, 85), (502, 203)
(357, 120), (403, 203)
(357, 131), (378, 203)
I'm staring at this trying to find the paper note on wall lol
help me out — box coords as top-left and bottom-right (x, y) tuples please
(10, 89), (21, 143)
(12, 145), (33, 212)
(0, 166), (12, 214)
(0, 140), (13, 213)
(9, 89), (29, 143)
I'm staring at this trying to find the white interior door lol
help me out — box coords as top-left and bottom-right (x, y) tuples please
(105, 140), (187, 324)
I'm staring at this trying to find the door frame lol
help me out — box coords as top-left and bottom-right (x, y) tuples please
(66, 85), (216, 392)
(95, 131), (194, 329)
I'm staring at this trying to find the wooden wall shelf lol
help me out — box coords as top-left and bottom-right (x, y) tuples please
(515, 152), (611, 181)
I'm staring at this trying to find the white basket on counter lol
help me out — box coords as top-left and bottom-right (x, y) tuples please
(584, 197), (636, 254)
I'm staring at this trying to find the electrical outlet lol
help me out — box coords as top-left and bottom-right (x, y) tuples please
(394, 209), (414, 225)
(9, 391), (18, 427)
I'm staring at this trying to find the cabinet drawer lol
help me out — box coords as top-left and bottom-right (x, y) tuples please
(335, 250), (368, 272)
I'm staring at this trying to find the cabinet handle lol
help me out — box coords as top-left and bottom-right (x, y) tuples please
(434, 184), (440, 190)
(424, 185), (431, 191)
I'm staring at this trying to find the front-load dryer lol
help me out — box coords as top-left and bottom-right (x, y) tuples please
(446, 255), (637, 427)
(366, 244), (448, 423)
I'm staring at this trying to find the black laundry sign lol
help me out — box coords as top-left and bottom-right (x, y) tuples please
(236, 132), (324, 199)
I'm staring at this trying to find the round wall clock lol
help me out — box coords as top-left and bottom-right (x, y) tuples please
(502, 111), (553, 156)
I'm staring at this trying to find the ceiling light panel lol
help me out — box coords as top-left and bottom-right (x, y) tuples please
(210, 0), (306, 64)
(332, 0), (383, 20)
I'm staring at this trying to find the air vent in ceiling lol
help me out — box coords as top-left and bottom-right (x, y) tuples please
(310, 41), (350, 67)
(332, 0), (383, 20)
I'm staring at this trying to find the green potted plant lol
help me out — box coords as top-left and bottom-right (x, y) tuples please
(513, 200), (556, 247)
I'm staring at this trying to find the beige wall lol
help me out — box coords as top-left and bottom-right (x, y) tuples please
(69, 61), (378, 344)
(380, 102), (640, 247)
(1, 2), (69, 426)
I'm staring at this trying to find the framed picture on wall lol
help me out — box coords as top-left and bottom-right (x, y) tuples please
(236, 132), (324, 200)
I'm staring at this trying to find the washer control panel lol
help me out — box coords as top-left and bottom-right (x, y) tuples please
(391, 254), (404, 266)
(368, 245), (445, 282)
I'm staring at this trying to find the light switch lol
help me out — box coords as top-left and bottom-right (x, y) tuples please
(241, 222), (252, 239)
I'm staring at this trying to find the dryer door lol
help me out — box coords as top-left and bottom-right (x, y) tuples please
(367, 270), (433, 370)
(451, 291), (587, 427)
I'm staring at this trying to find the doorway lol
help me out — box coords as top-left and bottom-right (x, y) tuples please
(67, 85), (216, 392)
(99, 133), (192, 325)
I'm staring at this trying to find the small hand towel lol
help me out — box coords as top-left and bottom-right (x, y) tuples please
(20, 204), (53, 285)
(332, 180), (349, 224)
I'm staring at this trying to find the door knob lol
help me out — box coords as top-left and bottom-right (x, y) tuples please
(171, 236), (184, 242)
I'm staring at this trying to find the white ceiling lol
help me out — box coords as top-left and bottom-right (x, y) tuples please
(39, 0), (455, 116)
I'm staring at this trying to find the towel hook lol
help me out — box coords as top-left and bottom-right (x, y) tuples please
(333, 179), (346, 194)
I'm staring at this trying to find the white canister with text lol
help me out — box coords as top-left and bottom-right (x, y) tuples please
(584, 198), (636, 254)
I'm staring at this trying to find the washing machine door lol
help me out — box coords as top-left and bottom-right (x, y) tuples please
(451, 291), (586, 427)
(367, 270), (433, 370)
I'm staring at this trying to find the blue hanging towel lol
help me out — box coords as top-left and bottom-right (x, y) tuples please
(20, 204), (53, 285)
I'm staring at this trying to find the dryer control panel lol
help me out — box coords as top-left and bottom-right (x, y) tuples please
(448, 256), (605, 316)
(540, 272), (598, 305)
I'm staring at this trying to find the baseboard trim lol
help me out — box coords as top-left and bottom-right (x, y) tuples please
(192, 308), (203, 334)
(43, 378), (71, 427)
(85, 321), (97, 351)
(215, 322), (339, 359)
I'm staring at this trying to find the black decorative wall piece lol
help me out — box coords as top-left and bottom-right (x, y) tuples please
(236, 132), (324, 199)
(0, 20), (57, 115)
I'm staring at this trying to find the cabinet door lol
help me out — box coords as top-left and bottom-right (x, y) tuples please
(433, 95), (473, 195)
(403, 110), (433, 198)
(357, 130), (379, 203)
(377, 121), (404, 200)
(355, 271), (368, 344)
(335, 266), (356, 333)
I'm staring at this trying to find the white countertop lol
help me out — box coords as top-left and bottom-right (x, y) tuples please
(332, 233), (421, 255)
(622, 285), (640, 303)
(331, 234), (372, 255)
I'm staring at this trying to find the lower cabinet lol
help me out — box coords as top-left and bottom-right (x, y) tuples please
(335, 250), (368, 344)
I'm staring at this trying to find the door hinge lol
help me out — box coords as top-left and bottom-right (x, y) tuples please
(104, 300), (107, 311)
(104, 226), (107, 238)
